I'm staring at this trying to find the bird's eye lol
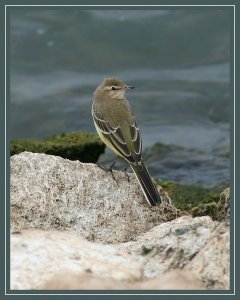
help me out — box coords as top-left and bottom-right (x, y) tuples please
(111, 86), (117, 91)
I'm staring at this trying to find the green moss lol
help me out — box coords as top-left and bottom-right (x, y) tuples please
(11, 131), (105, 163)
(156, 179), (220, 219)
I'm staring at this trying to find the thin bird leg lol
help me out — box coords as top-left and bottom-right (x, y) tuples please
(108, 159), (117, 171)
(96, 156), (119, 171)
(96, 164), (108, 171)
(122, 165), (130, 183)
(97, 163), (117, 184)
(108, 168), (117, 184)
(106, 157), (120, 183)
(96, 157), (120, 184)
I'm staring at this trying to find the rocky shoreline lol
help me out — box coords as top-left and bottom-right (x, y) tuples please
(10, 152), (230, 290)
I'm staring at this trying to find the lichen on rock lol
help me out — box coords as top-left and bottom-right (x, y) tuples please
(156, 179), (227, 220)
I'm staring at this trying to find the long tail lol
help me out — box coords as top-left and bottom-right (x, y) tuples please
(130, 162), (161, 206)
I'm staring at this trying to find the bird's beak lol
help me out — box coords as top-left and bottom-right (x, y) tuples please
(125, 85), (135, 89)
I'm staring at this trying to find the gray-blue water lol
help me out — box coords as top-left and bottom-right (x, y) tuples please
(10, 9), (230, 187)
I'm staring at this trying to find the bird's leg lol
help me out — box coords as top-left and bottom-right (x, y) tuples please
(122, 165), (130, 183)
(108, 167), (117, 183)
(96, 156), (119, 171)
(97, 157), (120, 183)
(97, 164), (108, 171)
(108, 159), (117, 171)
(106, 157), (120, 183)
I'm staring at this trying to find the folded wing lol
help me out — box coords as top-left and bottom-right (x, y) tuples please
(92, 106), (142, 165)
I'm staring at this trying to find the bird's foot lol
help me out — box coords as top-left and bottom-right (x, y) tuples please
(97, 164), (108, 171)
(96, 162), (118, 185)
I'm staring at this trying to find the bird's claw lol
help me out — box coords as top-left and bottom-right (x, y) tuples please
(96, 163), (118, 185)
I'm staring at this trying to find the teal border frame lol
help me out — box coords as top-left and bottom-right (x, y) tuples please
(1, 0), (238, 299)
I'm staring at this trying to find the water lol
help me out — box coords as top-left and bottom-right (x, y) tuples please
(10, 9), (230, 187)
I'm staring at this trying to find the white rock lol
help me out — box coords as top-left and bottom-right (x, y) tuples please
(11, 152), (182, 243)
(116, 216), (229, 289)
(186, 222), (229, 289)
(10, 152), (229, 290)
(11, 230), (143, 290)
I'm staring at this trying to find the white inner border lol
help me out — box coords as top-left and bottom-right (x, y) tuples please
(5, 4), (235, 296)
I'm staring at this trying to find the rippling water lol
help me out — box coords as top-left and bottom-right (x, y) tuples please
(10, 9), (230, 187)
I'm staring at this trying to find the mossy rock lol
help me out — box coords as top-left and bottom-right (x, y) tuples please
(156, 179), (221, 219)
(11, 131), (105, 163)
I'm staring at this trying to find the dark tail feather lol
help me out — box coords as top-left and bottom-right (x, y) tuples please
(130, 162), (161, 206)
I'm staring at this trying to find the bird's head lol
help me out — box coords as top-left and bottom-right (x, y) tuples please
(94, 78), (134, 99)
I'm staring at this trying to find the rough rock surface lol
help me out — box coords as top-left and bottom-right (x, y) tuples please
(186, 222), (229, 289)
(11, 229), (204, 290)
(11, 217), (229, 290)
(10, 152), (229, 290)
(11, 152), (183, 243)
(11, 230), (143, 290)
(116, 216), (229, 289)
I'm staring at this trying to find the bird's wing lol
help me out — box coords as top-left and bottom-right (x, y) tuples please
(92, 106), (142, 165)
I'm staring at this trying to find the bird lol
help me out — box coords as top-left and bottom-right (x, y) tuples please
(92, 78), (161, 206)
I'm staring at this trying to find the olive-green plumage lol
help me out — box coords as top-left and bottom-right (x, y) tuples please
(92, 78), (161, 206)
